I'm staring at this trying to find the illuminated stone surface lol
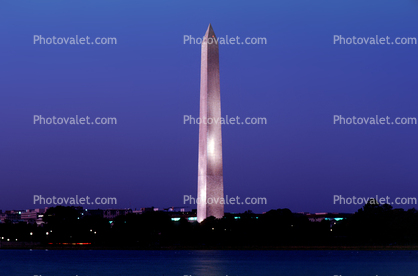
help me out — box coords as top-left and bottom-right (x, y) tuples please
(197, 24), (224, 222)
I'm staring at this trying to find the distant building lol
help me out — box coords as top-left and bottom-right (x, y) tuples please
(305, 212), (352, 225)
(163, 206), (190, 213)
(17, 208), (48, 225)
(134, 207), (157, 214)
(103, 209), (132, 219)
(81, 209), (104, 218)
(0, 210), (22, 223)
(168, 208), (197, 222)
(21, 211), (37, 224)
(0, 208), (48, 225)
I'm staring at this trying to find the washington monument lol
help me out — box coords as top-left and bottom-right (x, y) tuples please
(197, 24), (224, 223)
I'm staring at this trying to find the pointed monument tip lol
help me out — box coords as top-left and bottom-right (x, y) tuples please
(205, 23), (216, 38)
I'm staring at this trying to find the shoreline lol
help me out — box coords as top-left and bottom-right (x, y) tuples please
(2, 243), (418, 250)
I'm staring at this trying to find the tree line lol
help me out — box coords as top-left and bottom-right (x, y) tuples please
(1, 202), (418, 247)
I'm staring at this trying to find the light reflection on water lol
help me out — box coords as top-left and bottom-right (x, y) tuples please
(1, 250), (418, 276)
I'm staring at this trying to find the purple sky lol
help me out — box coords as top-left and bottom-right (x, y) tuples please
(1, 0), (418, 213)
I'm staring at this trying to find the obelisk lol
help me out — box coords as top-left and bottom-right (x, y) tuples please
(197, 24), (224, 222)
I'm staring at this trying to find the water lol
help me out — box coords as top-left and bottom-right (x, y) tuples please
(1, 250), (418, 276)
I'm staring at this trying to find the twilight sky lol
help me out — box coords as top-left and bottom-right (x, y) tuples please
(1, 0), (418, 213)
